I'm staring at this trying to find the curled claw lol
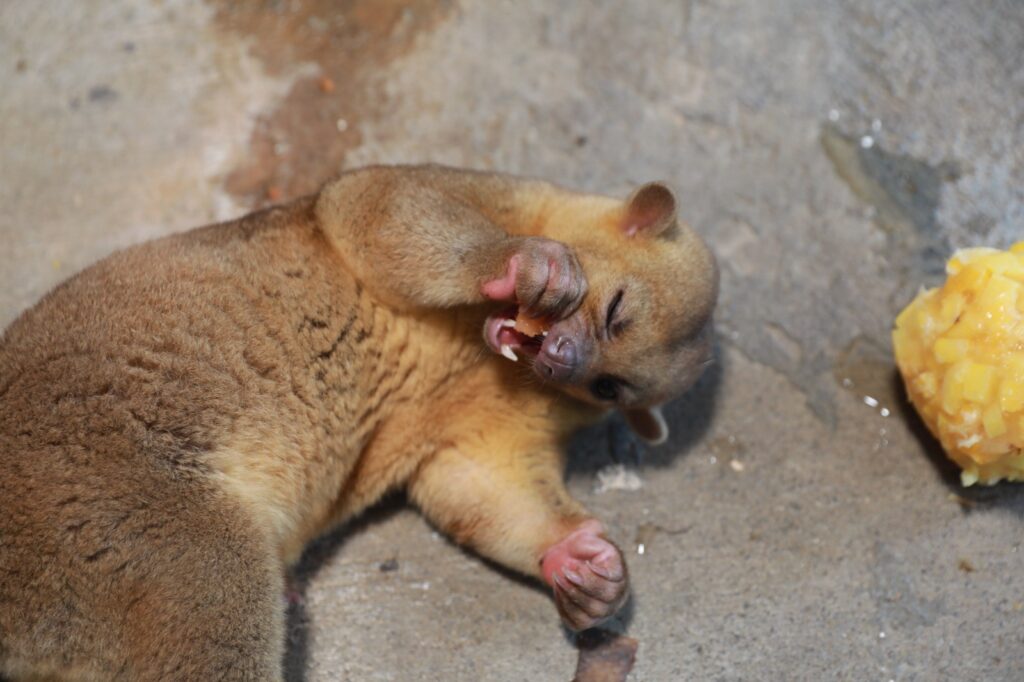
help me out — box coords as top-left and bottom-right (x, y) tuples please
(482, 238), (588, 322)
(542, 520), (629, 631)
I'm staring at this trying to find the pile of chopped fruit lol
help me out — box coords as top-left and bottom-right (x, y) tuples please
(893, 243), (1024, 486)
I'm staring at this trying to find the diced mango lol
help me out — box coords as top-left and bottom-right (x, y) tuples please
(963, 362), (997, 402)
(983, 403), (1007, 438)
(895, 296), (924, 329)
(894, 243), (1024, 485)
(915, 309), (938, 339)
(1000, 379), (1024, 413)
(913, 372), (938, 400)
(937, 292), (965, 330)
(513, 311), (548, 337)
(941, 361), (969, 414)
(933, 338), (968, 363)
(984, 252), (1024, 280)
(1007, 353), (1024, 381)
(975, 274), (1018, 324)
(946, 247), (998, 275)
(946, 262), (990, 297)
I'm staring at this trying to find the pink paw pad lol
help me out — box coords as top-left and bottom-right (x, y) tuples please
(541, 520), (629, 631)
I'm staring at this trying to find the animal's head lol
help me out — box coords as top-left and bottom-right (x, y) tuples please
(488, 182), (718, 444)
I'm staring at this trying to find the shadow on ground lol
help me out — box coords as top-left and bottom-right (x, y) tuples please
(896, 370), (1024, 517)
(274, 340), (729, 679)
(566, 339), (725, 477)
(283, 495), (408, 680)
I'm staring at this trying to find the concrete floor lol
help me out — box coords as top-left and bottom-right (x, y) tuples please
(3, 1), (1024, 679)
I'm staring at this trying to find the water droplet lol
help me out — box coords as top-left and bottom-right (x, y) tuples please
(880, 407), (891, 417)
(879, 631), (886, 639)
(637, 543), (646, 555)
(828, 109), (840, 122)
(871, 118), (882, 132)
(336, 118), (349, 132)
(860, 135), (875, 149)
(864, 395), (880, 408)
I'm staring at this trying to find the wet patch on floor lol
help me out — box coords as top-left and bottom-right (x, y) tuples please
(820, 123), (962, 311)
(833, 334), (900, 418)
(211, 0), (452, 207)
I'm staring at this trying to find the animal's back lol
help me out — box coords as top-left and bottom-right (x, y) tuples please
(0, 198), (369, 678)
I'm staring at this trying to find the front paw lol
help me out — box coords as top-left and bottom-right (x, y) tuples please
(541, 520), (629, 631)
(481, 237), (587, 321)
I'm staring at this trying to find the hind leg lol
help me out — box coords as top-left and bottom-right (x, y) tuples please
(4, 563), (284, 682)
(1, 478), (285, 682)
(120, 547), (285, 681)
(113, 502), (286, 682)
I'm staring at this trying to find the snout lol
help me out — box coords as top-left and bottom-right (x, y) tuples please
(535, 334), (578, 382)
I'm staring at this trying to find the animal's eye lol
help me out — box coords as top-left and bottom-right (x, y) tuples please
(591, 376), (620, 402)
(605, 290), (624, 339)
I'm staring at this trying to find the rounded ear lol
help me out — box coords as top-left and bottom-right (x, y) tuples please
(622, 182), (677, 239)
(623, 405), (668, 445)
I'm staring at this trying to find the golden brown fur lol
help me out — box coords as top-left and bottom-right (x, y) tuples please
(0, 165), (716, 680)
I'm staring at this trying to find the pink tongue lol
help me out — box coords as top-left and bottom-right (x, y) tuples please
(498, 327), (520, 345)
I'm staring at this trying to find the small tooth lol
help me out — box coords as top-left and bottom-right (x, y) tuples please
(500, 344), (518, 362)
(500, 319), (516, 328)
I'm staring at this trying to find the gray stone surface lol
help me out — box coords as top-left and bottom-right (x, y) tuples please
(3, 1), (1024, 680)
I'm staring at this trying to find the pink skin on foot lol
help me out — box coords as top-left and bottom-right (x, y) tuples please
(540, 519), (629, 631)
(481, 255), (520, 301)
(479, 239), (587, 320)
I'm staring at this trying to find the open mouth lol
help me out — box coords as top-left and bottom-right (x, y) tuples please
(483, 307), (550, 362)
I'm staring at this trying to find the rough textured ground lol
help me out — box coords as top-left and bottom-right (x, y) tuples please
(3, 1), (1024, 680)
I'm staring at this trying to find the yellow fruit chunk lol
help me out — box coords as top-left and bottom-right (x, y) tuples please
(933, 338), (968, 363)
(983, 403), (1007, 438)
(514, 311), (548, 338)
(940, 361), (968, 414)
(913, 372), (938, 400)
(893, 244), (1024, 485)
(985, 252), (1024, 280)
(937, 293), (965, 330)
(1000, 380), (1024, 413)
(946, 247), (998, 275)
(963, 362), (996, 402)
(974, 275), (1018, 328)
(1006, 353), (1024, 380)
